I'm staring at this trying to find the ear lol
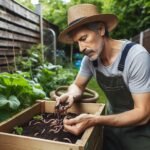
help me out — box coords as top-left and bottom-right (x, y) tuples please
(99, 25), (105, 36)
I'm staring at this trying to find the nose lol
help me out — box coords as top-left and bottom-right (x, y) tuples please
(78, 41), (86, 53)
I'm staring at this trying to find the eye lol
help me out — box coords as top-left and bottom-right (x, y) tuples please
(79, 35), (87, 41)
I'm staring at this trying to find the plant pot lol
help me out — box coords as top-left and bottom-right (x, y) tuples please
(0, 100), (105, 150)
(50, 86), (99, 103)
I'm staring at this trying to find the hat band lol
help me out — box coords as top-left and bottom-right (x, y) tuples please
(69, 17), (86, 26)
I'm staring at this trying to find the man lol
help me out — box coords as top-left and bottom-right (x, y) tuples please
(57, 3), (150, 150)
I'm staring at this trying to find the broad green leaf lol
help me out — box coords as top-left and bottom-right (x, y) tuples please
(0, 95), (20, 110)
(0, 95), (8, 107)
(8, 96), (20, 110)
(0, 84), (6, 89)
(32, 87), (46, 98)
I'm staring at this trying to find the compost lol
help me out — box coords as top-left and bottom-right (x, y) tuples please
(12, 112), (82, 143)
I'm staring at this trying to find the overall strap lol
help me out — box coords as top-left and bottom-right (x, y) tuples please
(118, 42), (136, 71)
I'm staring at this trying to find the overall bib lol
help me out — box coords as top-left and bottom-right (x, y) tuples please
(93, 43), (150, 150)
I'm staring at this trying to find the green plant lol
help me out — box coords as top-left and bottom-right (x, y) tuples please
(0, 95), (20, 111)
(13, 126), (24, 135)
(0, 72), (46, 108)
(35, 64), (77, 96)
(33, 115), (43, 121)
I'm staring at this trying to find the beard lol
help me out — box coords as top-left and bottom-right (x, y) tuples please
(82, 44), (103, 61)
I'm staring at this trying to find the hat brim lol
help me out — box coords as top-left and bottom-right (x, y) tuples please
(58, 14), (118, 44)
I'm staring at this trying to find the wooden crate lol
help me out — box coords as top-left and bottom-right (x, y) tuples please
(0, 100), (105, 150)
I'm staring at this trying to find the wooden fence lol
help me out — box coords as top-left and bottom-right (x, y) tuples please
(132, 29), (150, 53)
(0, 0), (58, 72)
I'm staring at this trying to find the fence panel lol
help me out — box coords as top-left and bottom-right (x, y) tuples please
(132, 29), (150, 53)
(0, 0), (58, 72)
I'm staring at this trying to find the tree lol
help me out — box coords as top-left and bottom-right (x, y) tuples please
(15, 0), (150, 39)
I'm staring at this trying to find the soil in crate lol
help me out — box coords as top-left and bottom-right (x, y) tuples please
(12, 112), (82, 144)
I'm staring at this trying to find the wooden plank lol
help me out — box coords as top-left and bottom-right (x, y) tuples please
(0, 48), (22, 56)
(0, 39), (34, 49)
(0, 20), (40, 38)
(0, 0), (40, 24)
(0, 30), (39, 43)
(0, 9), (40, 32)
(0, 103), (41, 132)
(0, 101), (104, 150)
(0, 65), (15, 73)
(0, 133), (80, 150)
(44, 101), (104, 115)
(0, 57), (14, 65)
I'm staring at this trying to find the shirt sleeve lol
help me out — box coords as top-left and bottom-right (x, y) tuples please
(128, 52), (150, 93)
(78, 56), (93, 78)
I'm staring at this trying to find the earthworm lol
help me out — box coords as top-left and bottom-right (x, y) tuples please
(53, 127), (62, 133)
(63, 138), (72, 143)
(50, 120), (58, 126)
(41, 128), (46, 134)
(34, 132), (39, 136)
(28, 120), (35, 126)
(55, 126), (62, 133)
(33, 122), (41, 125)
(43, 119), (53, 124)
(53, 138), (58, 141)
(48, 129), (57, 133)
(54, 125), (63, 128)
(47, 113), (53, 118)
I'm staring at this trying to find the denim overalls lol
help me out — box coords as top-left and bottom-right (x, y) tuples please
(93, 43), (150, 150)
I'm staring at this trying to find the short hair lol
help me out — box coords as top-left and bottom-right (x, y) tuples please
(86, 21), (109, 37)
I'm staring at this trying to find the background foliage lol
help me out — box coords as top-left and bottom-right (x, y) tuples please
(15, 0), (150, 39)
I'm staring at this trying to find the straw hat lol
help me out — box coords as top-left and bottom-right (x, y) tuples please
(58, 4), (118, 44)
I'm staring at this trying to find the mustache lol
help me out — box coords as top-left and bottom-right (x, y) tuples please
(82, 48), (94, 55)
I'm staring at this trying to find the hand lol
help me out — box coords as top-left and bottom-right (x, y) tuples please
(55, 93), (75, 112)
(63, 114), (97, 135)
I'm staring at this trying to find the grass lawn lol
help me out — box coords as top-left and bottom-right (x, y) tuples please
(87, 78), (107, 104)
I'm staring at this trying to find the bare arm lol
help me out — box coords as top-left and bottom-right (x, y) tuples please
(96, 92), (150, 126)
(64, 92), (150, 135)
(67, 73), (91, 100)
(56, 73), (91, 108)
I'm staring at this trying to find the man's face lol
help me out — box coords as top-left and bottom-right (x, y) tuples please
(72, 27), (104, 61)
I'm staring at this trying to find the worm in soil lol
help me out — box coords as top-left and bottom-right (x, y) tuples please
(34, 132), (40, 136)
(63, 138), (72, 143)
(33, 122), (41, 125)
(41, 128), (46, 135)
(43, 119), (53, 124)
(48, 129), (57, 133)
(28, 120), (35, 126)
(53, 138), (58, 141)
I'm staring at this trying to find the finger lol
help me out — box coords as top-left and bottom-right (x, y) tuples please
(64, 96), (74, 110)
(64, 124), (81, 135)
(55, 97), (61, 106)
(63, 117), (78, 125)
(59, 94), (69, 103)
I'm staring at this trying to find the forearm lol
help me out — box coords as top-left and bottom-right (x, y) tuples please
(95, 108), (150, 127)
(67, 83), (84, 101)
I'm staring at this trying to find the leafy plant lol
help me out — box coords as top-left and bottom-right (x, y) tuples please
(0, 95), (20, 110)
(0, 72), (46, 109)
(35, 64), (77, 96)
(13, 126), (24, 135)
(33, 115), (43, 121)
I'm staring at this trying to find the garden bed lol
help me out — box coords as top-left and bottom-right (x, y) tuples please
(12, 112), (82, 143)
(0, 100), (105, 150)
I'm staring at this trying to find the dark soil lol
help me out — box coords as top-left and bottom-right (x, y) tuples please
(12, 112), (82, 143)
